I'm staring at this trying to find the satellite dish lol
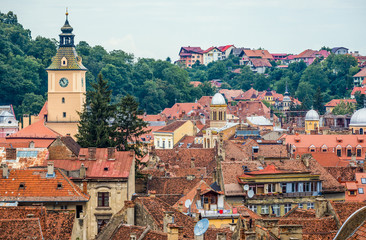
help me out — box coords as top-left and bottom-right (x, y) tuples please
(248, 190), (254, 198)
(194, 218), (209, 236)
(185, 199), (192, 208)
(243, 185), (249, 191)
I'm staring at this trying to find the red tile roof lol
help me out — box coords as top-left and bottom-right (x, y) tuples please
(219, 89), (245, 101)
(218, 45), (234, 52)
(179, 47), (203, 55)
(234, 88), (258, 101)
(325, 99), (356, 107)
(203, 46), (220, 53)
(309, 152), (349, 167)
(351, 86), (366, 95)
(354, 67), (366, 77)
(243, 50), (274, 59)
(111, 224), (167, 240)
(153, 120), (187, 133)
(0, 168), (89, 202)
(347, 220), (366, 239)
(139, 114), (166, 122)
(250, 58), (272, 67)
(190, 81), (202, 87)
(330, 201), (366, 224)
(49, 148), (134, 179)
(162, 103), (204, 119)
(296, 49), (317, 58)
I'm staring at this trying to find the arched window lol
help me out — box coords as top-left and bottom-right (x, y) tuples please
(360, 128), (364, 135)
(62, 97), (65, 103)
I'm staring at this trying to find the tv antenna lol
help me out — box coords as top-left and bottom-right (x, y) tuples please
(194, 218), (209, 236)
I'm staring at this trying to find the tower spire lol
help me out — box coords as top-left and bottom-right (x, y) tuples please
(66, 7), (68, 21)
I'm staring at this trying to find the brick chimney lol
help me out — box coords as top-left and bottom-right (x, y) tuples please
(88, 147), (96, 160)
(1, 163), (9, 179)
(163, 211), (175, 233)
(6, 148), (16, 160)
(125, 200), (135, 225)
(80, 163), (86, 179)
(167, 224), (183, 240)
(315, 198), (328, 218)
(47, 162), (54, 177)
(191, 157), (195, 168)
(107, 147), (115, 160)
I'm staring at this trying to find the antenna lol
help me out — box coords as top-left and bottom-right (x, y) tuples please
(184, 199), (192, 208)
(248, 190), (254, 198)
(194, 218), (209, 236)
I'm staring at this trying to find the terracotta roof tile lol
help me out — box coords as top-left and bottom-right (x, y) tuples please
(347, 220), (366, 239)
(162, 103), (204, 119)
(154, 120), (187, 132)
(111, 224), (167, 240)
(0, 218), (43, 239)
(250, 58), (272, 67)
(354, 67), (366, 77)
(219, 89), (245, 101)
(325, 99), (356, 107)
(330, 201), (366, 224)
(0, 168), (89, 202)
(309, 152), (349, 167)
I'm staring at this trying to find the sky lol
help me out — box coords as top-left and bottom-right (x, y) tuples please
(2, 0), (366, 61)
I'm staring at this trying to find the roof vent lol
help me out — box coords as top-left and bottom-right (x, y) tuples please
(104, 167), (109, 171)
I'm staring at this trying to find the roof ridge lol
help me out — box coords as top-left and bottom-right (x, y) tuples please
(57, 168), (89, 200)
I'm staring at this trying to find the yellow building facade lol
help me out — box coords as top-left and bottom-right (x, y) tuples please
(305, 109), (320, 134)
(153, 120), (195, 149)
(45, 12), (87, 137)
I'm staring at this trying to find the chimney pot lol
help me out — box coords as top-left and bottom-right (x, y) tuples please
(80, 163), (86, 179)
(47, 162), (54, 177)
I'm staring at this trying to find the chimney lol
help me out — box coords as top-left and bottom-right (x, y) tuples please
(82, 180), (88, 194)
(163, 211), (175, 233)
(178, 201), (183, 212)
(191, 157), (195, 168)
(88, 147), (96, 160)
(125, 200), (135, 225)
(80, 163), (86, 179)
(107, 147), (115, 160)
(6, 148), (16, 160)
(47, 162), (54, 177)
(167, 224), (183, 240)
(1, 163), (9, 179)
(216, 233), (227, 240)
(315, 198), (328, 218)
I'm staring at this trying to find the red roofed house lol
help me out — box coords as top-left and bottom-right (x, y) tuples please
(341, 173), (366, 202)
(248, 58), (272, 74)
(294, 49), (330, 65)
(351, 86), (366, 98)
(218, 45), (235, 60)
(203, 47), (223, 65)
(240, 49), (274, 66)
(0, 164), (89, 239)
(353, 67), (366, 86)
(325, 99), (357, 113)
(161, 102), (205, 120)
(47, 147), (136, 239)
(178, 47), (203, 68)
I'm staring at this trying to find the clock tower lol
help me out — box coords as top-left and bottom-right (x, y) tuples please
(46, 11), (87, 137)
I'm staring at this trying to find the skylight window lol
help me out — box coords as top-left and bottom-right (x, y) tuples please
(17, 151), (38, 158)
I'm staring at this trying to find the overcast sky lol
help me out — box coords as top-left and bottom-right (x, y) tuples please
(2, 0), (366, 61)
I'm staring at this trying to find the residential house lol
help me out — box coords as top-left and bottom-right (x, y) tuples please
(219, 89), (244, 103)
(0, 105), (18, 138)
(332, 47), (349, 55)
(351, 86), (366, 98)
(178, 47), (204, 68)
(294, 49), (329, 65)
(161, 102), (206, 120)
(231, 47), (250, 58)
(353, 67), (366, 86)
(271, 53), (288, 62)
(240, 49), (273, 66)
(203, 47), (222, 65)
(48, 147), (135, 239)
(325, 99), (357, 113)
(282, 134), (366, 162)
(341, 173), (366, 202)
(218, 45), (235, 60)
(152, 120), (196, 149)
(247, 58), (272, 74)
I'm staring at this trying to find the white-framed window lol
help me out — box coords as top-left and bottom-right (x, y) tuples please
(308, 202), (314, 209)
(272, 204), (280, 216)
(304, 182), (311, 192)
(361, 178), (366, 184)
(248, 205), (257, 213)
(359, 188), (364, 194)
(284, 204), (292, 213)
(298, 203), (303, 209)
(268, 183), (275, 193)
(261, 205), (269, 214)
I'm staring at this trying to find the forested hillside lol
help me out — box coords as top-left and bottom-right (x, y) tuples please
(0, 11), (360, 117)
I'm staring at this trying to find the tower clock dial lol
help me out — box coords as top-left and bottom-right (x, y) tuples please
(59, 77), (69, 87)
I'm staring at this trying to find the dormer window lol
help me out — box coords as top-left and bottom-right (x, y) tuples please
(61, 57), (67, 66)
(57, 183), (63, 189)
(19, 183), (25, 189)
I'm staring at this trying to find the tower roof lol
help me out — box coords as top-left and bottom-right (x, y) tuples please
(211, 93), (226, 105)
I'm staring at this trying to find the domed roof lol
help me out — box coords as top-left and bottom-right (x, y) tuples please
(283, 95), (291, 102)
(305, 109), (319, 121)
(350, 108), (366, 126)
(211, 93), (226, 105)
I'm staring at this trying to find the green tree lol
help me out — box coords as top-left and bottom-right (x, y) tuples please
(115, 95), (150, 157)
(355, 91), (366, 110)
(313, 87), (324, 114)
(76, 74), (115, 147)
(332, 101), (356, 115)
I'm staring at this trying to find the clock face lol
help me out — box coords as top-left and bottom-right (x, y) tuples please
(59, 77), (69, 88)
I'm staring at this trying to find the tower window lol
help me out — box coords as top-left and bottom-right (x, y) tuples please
(62, 97), (65, 103)
(63, 112), (66, 118)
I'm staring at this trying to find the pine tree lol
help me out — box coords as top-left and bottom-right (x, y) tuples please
(114, 95), (150, 157)
(313, 87), (324, 114)
(76, 74), (116, 147)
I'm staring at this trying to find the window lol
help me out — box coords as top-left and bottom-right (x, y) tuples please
(63, 112), (66, 118)
(359, 188), (364, 194)
(362, 178), (366, 184)
(284, 204), (292, 213)
(62, 97), (65, 103)
(337, 149), (341, 157)
(268, 183), (275, 193)
(350, 190), (356, 195)
(361, 128), (364, 134)
(61, 205), (68, 209)
(272, 204), (280, 216)
(357, 149), (361, 157)
(57, 183), (62, 189)
(304, 182), (311, 192)
(322, 148), (327, 152)
(298, 203), (303, 209)
(347, 149), (352, 157)
(98, 192), (109, 207)
(310, 148), (315, 152)
(248, 205), (257, 213)
(19, 183), (25, 189)
(261, 205), (269, 214)
(76, 205), (83, 218)
(97, 219), (109, 233)
(162, 141), (165, 149)
(307, 202), (314, 209)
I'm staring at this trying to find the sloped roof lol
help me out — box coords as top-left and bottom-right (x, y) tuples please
(243, 49), (273, 59)
(47, 47), (87, 70)
(296, 49), (317, 58)
(234, 88), (258, 101)
(0, 218), (43, 239)
(50, 148), (134, 179)
(162, 103), (204, 119)
(325, 99), (356, 107)
(310, 152), (349, 167)
(60, 136), (81, 156)
(179, 47), (203, 55)
(354, 67), (366, 77)
(219, 89), (244, 101)
(203, 46), (220, 53)
(111, 225), (167, 240)
(153, 121), (187, 133)
(330, 201), (366, 224)
(218, 45), (234, 52)
(250, 58), (272, 67)
(0, 168), (89, 202)
(351, 86), (366, 95)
